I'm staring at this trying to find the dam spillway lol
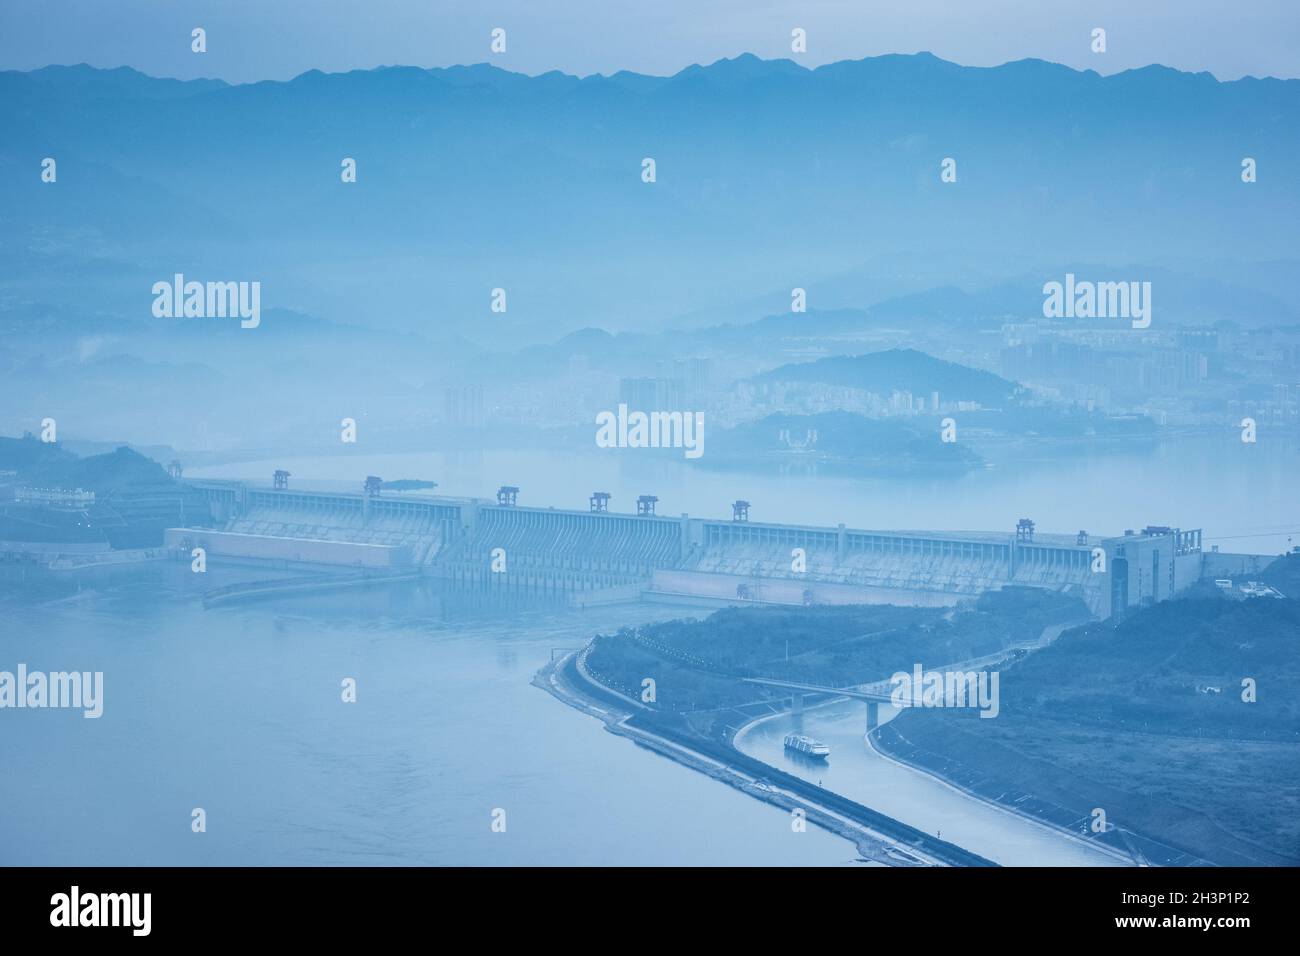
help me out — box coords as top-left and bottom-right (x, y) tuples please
(171, 479), (1211, 618)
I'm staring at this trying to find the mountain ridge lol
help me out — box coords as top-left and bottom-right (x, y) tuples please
(3, 51), (1296, 335)
(9, 51), (1298, 89)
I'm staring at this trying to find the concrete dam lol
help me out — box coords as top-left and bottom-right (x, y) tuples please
(164, 479), (1231, 619)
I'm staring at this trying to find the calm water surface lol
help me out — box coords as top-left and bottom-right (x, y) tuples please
(0, 568), (856, 865)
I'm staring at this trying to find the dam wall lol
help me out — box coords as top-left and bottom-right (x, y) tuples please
(680, 520), (1109, 612)
(179, 480), (1210, 617)
(438, 505), (684, 589)
(164, 527), (408, 569)
(647, 569), (964, 608)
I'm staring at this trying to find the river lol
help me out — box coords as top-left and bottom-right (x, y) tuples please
(0, 567), (858, 865)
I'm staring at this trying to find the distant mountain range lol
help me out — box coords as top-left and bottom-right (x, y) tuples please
(3, 54), (1297, 334)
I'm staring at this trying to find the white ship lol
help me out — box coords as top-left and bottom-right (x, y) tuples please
(783, 733), (830, 759)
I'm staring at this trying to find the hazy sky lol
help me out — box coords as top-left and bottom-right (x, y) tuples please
(1, 0), (1297, 83)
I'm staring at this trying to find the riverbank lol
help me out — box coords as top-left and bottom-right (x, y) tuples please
(732, 691), (1131, 867)
(866, 595), (1300, 868)
(869, 713), (1196, 865)
(569, 595), (1144, 866)
(533, 647), (995, 866)
(872, 708), (1298, 867)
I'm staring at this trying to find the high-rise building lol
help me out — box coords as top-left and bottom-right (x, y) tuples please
(443, 385), (486, 426)
(619, 377), (657, 410)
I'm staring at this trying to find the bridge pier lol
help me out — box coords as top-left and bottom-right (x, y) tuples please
(865, 700), (880, 734)
(791, 692), (803, 716)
